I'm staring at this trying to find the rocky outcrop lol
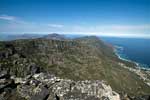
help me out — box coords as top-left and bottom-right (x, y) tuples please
(0, 72), (120, 100)
(18, 73), (121, 100)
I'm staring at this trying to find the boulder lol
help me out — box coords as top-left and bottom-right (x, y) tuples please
(30, 85), (49, 100)
(0, 70), (9, 79)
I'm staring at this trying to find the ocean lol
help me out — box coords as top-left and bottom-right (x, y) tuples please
(101, 37), (150, 69)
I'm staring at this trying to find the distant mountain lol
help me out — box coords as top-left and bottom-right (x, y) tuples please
(42, 33), (67, 40)
(0, 34), (150, 99)
(0, 33), (69, 41)
(0, 33), (44, 41)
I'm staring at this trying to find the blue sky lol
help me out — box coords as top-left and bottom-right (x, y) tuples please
(0, 0), (150, 38)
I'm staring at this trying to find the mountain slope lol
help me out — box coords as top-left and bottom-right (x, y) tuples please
(0, 36), (150, 96)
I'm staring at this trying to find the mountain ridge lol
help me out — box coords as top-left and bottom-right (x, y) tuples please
(0, 34), (150, 99)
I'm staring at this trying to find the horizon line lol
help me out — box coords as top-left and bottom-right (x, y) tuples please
(0, 32), (150, 39)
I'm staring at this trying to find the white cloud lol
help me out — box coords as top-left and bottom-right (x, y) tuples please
(65, 24), (150, 34)
(96, 25), (150, 30)
(48, 24), (64, 28)
(96, 33), (150, 38)
(0, 15), (16, 21)
(0, 14), (28, 24)
(0, 15), (150, 38)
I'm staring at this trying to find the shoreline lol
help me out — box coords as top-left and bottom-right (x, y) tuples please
(114, 46), (150, 71)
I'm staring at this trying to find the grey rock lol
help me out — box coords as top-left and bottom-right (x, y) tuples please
(30, 85), (49, 100)
(0, 70), (9, 79)
(16, 73), (120, 100)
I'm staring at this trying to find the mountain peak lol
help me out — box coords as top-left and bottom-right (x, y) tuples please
(43, 33), (66, 40)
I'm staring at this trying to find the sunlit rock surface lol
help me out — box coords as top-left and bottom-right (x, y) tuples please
(18, 73), (120, 100)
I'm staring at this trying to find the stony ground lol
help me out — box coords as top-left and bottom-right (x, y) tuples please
(0, 72), (121, 100)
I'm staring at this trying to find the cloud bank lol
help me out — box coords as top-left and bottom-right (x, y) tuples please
(48, 24), (64, 28)
(0, 14), (150, 38)
(0, 15), (16, 21)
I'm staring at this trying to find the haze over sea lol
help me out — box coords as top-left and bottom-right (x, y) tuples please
(101, 37), (150, 69)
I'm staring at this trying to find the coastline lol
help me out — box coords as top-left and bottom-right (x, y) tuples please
(114, 46), (150, 71)
(114, 46), (150, 87)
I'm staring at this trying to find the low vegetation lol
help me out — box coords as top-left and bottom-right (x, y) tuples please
(0, 35), (150, 96)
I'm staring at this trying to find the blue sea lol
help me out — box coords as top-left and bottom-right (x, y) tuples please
(100, 37), (150, 69)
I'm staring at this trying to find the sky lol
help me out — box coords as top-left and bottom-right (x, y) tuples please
(0, 0), (150, 38)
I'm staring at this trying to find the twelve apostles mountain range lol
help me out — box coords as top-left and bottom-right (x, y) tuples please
(0, 33), (150, 100)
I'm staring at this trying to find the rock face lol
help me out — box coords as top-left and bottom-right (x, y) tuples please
(0, 72), (120, 100)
